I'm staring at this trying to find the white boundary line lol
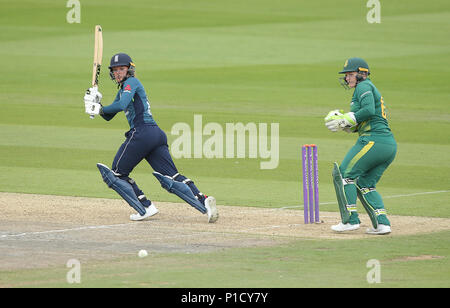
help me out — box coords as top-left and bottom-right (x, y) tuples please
(0, 223), (133, 239)
(382, 190), (450, 198)
(0, 190), (448, 239)
(279, 190), (450, 209)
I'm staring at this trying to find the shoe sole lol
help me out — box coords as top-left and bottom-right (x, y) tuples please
(366, 229), (391, 235)
(206, 197), (219, 223)
(331, 225), (360, 232)
(130, 208), (159, 221)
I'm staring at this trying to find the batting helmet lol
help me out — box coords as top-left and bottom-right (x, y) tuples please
(109, 53), (136, 84)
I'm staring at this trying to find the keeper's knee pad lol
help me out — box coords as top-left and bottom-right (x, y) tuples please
(356, 186), (388, 228)
(332, 162), (358, 223)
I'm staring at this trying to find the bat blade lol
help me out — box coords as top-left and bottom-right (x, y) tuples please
(91, 25), (103, 87)
(89, 25), (103, 119)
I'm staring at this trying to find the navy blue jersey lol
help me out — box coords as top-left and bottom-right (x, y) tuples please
(101, 77), (156, 128)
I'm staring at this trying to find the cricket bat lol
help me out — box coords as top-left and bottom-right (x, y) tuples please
(89, 25), (103, 119)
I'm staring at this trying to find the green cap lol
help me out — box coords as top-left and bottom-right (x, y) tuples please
(339, 57), (370, 74)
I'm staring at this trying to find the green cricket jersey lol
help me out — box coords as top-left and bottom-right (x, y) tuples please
(350, 79), (393, 137)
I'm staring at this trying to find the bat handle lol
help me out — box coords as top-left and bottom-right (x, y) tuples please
(88, 85), (98, 120)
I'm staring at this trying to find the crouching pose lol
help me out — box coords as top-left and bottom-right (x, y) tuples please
(84, 53), (218, 223)
(324, 57), (397, 235)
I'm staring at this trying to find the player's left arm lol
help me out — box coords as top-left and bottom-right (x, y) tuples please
(325, 84), (376, 132)
(353, 84), (375, 123)
(101, 79), (138, 114)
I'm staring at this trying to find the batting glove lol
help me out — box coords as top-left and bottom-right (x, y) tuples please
(84, 92), (102, 116)
(86, 87), (102, 104)
(87, 102), (102, 116)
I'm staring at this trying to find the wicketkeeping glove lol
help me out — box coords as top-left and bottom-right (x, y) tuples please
(324, 110), (357, 132)
(343, 126), (357, 133)
(324, 109), (344, 122)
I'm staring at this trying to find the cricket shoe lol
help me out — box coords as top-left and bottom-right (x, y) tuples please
(205, 196), (219, 223)
(331, 222), (360, 232)
(130, 203), (159, 221)
(366, 224), (391, 235)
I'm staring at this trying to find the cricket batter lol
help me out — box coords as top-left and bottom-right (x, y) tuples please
(83, 53), (218, 223)
(324, 57), (397, 235)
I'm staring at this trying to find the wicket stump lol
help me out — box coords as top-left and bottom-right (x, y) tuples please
(302, 144), (320, 224)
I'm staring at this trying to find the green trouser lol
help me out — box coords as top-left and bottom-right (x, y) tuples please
(340, 135), (397, 226)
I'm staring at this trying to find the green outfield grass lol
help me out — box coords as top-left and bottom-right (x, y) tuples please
(0, 0), (449, 287)
(2, 231), (449, 288)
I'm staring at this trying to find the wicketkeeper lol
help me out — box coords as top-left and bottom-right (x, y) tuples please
(324, 57), (397, 235)
(83, 53), (218, 223)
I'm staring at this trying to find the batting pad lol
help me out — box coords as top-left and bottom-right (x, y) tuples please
(97, 163), (146, 216)
(153, 172), (206, 214)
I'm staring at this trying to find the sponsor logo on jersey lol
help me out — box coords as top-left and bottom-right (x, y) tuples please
(124, 84), (132, 93)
